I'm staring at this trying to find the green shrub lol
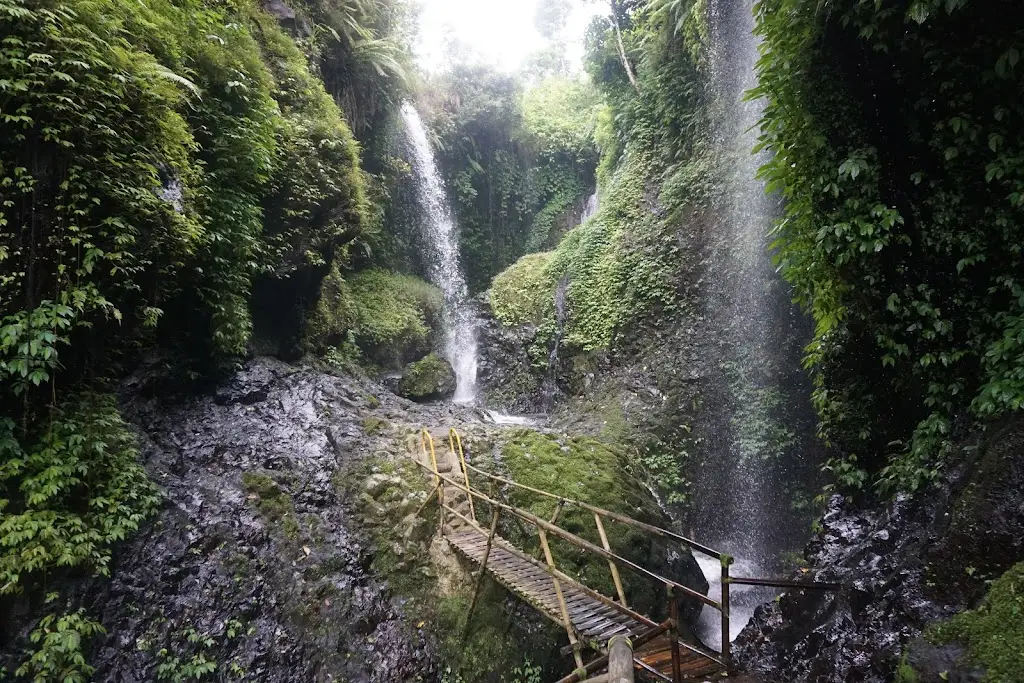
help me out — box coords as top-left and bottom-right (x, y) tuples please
(398, 354), (455, 399)
(0, 395), (161, 595)
(752, 0), (1024, 491)
(15, 608), (106, 683)
(494, 429), (670, 607)
(348, 269), (443, 367)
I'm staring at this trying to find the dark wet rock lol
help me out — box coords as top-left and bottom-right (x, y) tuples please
(473, 297), (546, 412)
(735, 417), (1024, 683)
(263, 0), (312, 37)
(1, 358), (439, 683)
(903, 638), (985, 683)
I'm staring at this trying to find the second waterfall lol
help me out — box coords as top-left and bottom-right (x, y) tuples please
(400, 103), (479, 403)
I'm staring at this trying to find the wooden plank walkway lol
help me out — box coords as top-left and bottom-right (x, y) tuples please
(446, 528), (726, 681)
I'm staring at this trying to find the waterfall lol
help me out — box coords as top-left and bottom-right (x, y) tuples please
(400, 103), (479, 403)
(692, 0), (822, 649)
(581, 191), (599, 223)
(539, 275), (570, 412)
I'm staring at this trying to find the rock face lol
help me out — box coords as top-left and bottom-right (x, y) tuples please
(0, 358), (440, 683)
(735, 418), (1024, 683)
(473, 297), (546, 412)
(397, 354), (455, 401)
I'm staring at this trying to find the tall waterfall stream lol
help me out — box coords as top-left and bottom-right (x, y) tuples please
(401, 103), (479, 403)
(693, 0), (820, 650)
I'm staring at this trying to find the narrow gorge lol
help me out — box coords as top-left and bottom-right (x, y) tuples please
(1, 0), (1023, 682)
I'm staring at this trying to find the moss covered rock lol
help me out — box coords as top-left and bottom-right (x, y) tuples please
(490, 251), (557, 327)
(397, 354), (456, 401)
(307, 268), (443, 368)
(913, 562), (1024, 683)
(485, 429), (708, 623)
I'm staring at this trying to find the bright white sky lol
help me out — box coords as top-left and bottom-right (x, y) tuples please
(414, 0), (604, 73)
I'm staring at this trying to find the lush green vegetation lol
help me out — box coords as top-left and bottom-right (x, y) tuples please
(422, 66), (601, 292)
(752, 0), (1024, 492)
(491, 429), (687, 614)
(397, 353), (454, 399)
(309, 267), (443, 368)
(927, 562), (1024, 682)
(489, 252), (558, 327)
(0, 0), (413, 675)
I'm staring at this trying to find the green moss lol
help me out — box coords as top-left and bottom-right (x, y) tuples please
(496, 429), (667, 605)
(398, 354), (455, 400)
(490, 252), (558, 327)
(241, 472), (300, 540)
(362, 416), (389, 435)
(307, 268), (443, 368)
(928, 562), (1024, 681)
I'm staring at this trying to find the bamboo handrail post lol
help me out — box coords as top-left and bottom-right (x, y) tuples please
(539, 527), (584, 670)
(414, 484), (441, 517)
(594, 513), (628, 608)
(534, 500), (566, 561)
(463, 507), (501, 640)
(721, 557), (732, 671)
(463, 462), (723, 559)
(668, 586), (682, 683)
(421, 429), (444, 533)
(449, 427), (476, 523)
(607, 634), (634, 683)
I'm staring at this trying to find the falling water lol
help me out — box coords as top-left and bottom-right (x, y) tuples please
(581, 191), (599, 223)
(400, 103), (478, 403)
(692, 0), (821, 648)
(539, 275), (570, 412)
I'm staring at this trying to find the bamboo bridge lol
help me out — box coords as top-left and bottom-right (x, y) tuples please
(411, 428), (838, 682)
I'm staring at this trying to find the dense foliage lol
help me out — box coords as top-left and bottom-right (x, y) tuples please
(490, 0), (709, 358)
(421, 67), (601, 292)
(753, 0), (1024, 492)
(0, 0), (414, 674)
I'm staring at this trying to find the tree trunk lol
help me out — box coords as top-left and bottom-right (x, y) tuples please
(608, 0), (640, 94)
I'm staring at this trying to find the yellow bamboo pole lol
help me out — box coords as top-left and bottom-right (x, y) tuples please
(449, 427), (476, 523)
(463, 507), (501, 639)
(539, 527), (584, 670)
(421, 429), (444, 533)
(594, 513), (628, 608)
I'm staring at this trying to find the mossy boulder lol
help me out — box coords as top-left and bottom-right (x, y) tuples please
(900, 562), (1024, 682)
(490, 251), (557, 327)
(485, 429), (709, 624)
(397, 354), (456, 401)
(307, 268), (443, 368)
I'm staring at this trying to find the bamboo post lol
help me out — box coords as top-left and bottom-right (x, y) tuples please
(668, 587), (682, 683)
(534, 500), (566, 561)
(594, 513), (628, 608)
(414, 484), (441, 517)
(464, 507), (501, 639)
(449, 428), (476, 523)
(607, 635), (634, 683)
(421, 429), (444, 533)
(721, 557), (732, 671)
(539, 527), (584, 670)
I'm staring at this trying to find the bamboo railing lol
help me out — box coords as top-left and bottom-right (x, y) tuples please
(415, 429), (734, 679)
